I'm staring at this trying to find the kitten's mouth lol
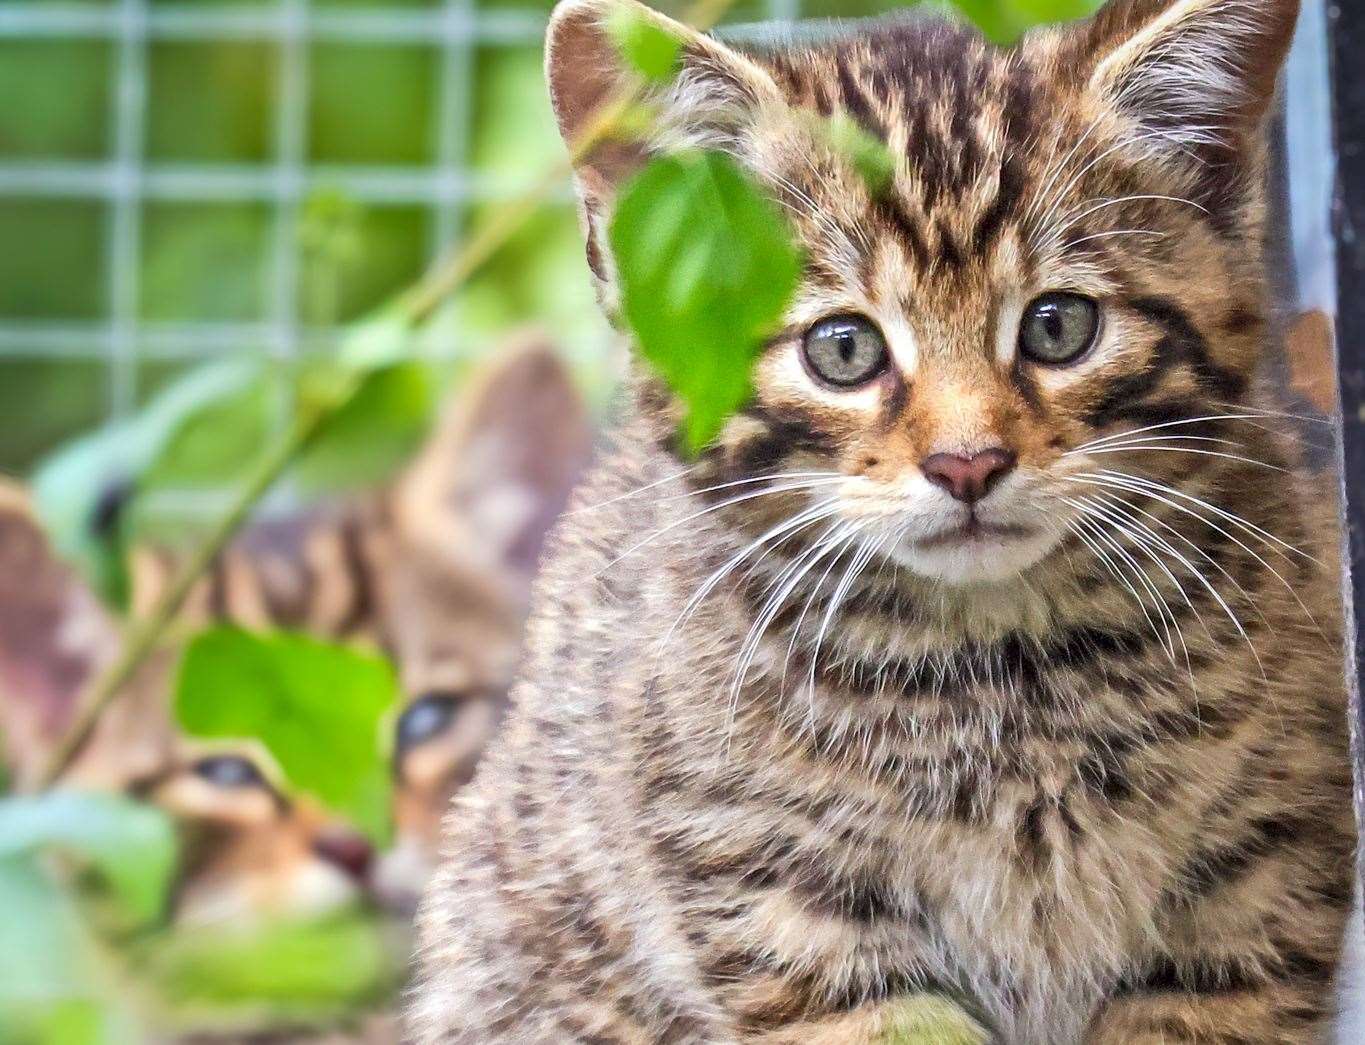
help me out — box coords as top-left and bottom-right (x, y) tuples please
(915, 517), (1033, 549)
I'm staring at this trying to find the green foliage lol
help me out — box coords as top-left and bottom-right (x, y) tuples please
(0, 795), (177, 1043)
(137, 912), (400, 1022)
(804, 111), (898, 197)
(0, 793), (177, 927)
(175, 627), (399, 845)
(877, 995), (990, 1045)
(608, 6), (683, 82)
(610, 151), (801, 454)
(33, 311), (434, 593)
(32, 358), (267, 607)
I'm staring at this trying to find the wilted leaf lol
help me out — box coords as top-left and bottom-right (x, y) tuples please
(611, 151), (801, 453)
(0, 792), (177, 926)
(607, 6), (682, 83)
(175, 628), (397, 844)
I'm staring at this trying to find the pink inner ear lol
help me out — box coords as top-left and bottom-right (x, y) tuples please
(457, 347), (595, 577)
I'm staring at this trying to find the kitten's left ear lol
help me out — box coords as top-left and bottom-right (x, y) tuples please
(1077, 0), (1299, 161)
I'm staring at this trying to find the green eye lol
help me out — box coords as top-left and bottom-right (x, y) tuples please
(1019, 293), (1100, 365)
(802, 315), (889, 387)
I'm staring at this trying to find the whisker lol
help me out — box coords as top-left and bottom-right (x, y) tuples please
(1069, 473), (1323, 632)
(1071, 511), (1178, 661)
(564, 465), (696, 517)
(1073, 412), (1286, 453)
(1074, 444), (1289, 472)
(1091, 469), (1316, 563)
(599, 476), (849, 574)
(657, 498), (842, 657)
(1064, 229), (1168, 248)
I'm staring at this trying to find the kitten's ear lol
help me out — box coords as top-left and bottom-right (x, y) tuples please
(546, 0), (782, 306)
(546, 0), (780, 192)
(0, 483), (120, 787)
(391, 331), (594, 588)
(1078, 0), (1298, 161)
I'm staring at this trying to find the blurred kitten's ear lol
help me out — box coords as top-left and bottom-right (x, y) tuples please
(1077, 0), (1298, 164)
(392, 332), (594, 588)
(0, 483), (120, 787)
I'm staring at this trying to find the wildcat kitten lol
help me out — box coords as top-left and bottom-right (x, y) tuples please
(410, 0), (1357, 1042)
(0, 337), (591, 926)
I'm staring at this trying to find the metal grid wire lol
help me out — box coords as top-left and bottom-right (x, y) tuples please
(0, 0), (799, 424)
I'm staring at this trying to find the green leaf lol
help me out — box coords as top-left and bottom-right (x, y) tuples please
(294, 361), (435, 494)
(31, 358), (266, 606)
(607, 6), (682, 83)
(878, 996), (990, 1045)
(610, 151), (801, 454)
(137, 911), (400, 1020)
(0, 793), (177, 926)
(806, 112), (898, 198)
(142, 363), (273, 491)
(175, 627), (398, 845)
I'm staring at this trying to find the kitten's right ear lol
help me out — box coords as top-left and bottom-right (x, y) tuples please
(546, 0), (781, 307)
(1074, 0), (1299, 165)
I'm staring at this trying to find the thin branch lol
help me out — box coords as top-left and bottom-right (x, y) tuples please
(34, 0), (736, 790)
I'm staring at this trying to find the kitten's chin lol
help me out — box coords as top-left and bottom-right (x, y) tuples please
(888, 527), (1060, 586)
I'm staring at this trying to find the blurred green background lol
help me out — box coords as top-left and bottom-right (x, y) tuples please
(0, 0), (1101, 476)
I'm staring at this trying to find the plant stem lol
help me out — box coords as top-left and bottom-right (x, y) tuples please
(35, 0), (737, 789)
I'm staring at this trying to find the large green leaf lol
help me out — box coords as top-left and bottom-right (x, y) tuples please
(0, 792), (177, 926)
(0, 798), (173, 1043)
(610, 151), (801, 454)
(175, 627), (397, 844)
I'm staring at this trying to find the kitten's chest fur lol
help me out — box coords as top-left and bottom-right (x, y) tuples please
(639, 634), (1189, 1040)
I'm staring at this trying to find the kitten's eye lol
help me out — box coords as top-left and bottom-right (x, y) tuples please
(1019, 293), (1100, 365)
(396, 693), (460, 754)
(802, 315), (889, 388)
(192, 755), (266, 790)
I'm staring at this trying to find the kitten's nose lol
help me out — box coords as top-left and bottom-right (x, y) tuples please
(313, 829), (374, 880)
(921, 448), (1016, 504)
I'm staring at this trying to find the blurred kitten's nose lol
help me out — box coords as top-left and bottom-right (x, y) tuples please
(921, 448), (1016, 503)
(313, 829), (374, 880)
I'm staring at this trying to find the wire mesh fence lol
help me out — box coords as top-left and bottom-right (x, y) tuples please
(0, 0), (807, 473)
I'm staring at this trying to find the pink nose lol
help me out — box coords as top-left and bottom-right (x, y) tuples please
(921, 448), (1016, 504)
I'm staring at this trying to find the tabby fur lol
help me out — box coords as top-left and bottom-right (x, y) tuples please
(410, 1), (1357, 1041)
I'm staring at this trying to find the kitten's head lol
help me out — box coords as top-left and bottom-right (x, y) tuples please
(547, 0), (1296, 586)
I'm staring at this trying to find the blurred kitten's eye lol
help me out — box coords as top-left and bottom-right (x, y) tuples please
(396, 693), (460, 754)
(802, 315), (889, 388)
(1019, 293), (1100, 365)
(192, 755), (266, 790)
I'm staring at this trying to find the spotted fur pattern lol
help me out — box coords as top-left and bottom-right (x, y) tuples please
(410, 1), (1356, 1041)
